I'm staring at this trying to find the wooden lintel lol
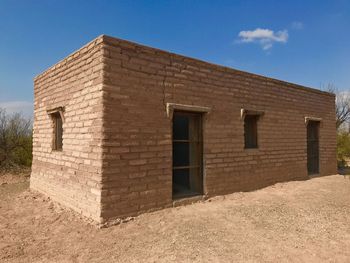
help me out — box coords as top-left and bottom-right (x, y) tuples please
(305, 116), (322, 125)
(166, 103), (211, 118)
(47, 107), (65, 122)
(241, 108), (265, 119)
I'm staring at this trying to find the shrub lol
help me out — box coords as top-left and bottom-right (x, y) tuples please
(337, 131), (350, 167)
(0, 108), (32, 170)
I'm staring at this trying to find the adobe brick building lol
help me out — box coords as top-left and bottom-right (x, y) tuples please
(31, 35), (337, 223)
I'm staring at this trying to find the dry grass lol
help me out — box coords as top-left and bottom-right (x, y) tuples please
(1, 174), (350, 262)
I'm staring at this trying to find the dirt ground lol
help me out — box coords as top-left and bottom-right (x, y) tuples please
(1, 173), (350, 263)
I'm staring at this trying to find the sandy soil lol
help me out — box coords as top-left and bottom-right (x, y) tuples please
(0, 174), (350, 263)
(0, 169), (30, 185)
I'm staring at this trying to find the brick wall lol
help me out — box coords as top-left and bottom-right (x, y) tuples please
(31, 35), (337, 223)
(31, 37), (105, 222)
(100, 35), (336, 221)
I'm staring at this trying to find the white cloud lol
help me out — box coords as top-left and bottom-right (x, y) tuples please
(291, 21), (304, 30)
(0, 101), (33, 118)
(237, 28), (288, 50)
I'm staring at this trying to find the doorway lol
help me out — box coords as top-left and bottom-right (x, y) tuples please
(307, 121), (320, 175)
(172, 111), (203, 199)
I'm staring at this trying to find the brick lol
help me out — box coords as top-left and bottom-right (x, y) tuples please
(31, 34), (337, 225)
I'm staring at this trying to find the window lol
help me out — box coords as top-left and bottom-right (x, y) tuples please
(244, 115), (258, 149)
(52, 112), (63, 151)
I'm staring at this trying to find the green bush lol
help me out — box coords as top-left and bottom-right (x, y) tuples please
(337, 132), (350, 167)
(0, 108), (33, 170)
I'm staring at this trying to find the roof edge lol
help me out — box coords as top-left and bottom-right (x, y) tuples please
(34, 34), (105, 81)
(102, 35), (334, 97)
(34, 34), (335, 98)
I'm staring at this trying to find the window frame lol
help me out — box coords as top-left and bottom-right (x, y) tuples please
(241, 109), (264, 150)
(47, 107), (64, 152)
(244, 114), (259, 149)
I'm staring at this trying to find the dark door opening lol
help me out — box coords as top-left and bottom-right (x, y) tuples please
(172, 111), (203, 199)
(307, 121), (320, 175)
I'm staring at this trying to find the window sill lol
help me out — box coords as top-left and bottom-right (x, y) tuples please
(244, 148), (260, 154)
(51, 150), (63, 153)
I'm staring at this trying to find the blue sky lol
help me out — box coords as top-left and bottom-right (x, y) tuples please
(0, 0), (349, 116)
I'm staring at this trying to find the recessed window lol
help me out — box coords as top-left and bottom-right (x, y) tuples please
(244, 115), (258, 149)
(52, 112), (63, 151)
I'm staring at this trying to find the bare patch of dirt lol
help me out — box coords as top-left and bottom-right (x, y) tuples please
(0, 168), (30, 186)
(0, 170), (30, 197)
(0, 174), (350, 262)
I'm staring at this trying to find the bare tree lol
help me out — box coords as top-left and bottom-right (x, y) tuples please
(0, 108), (32, 168)
(323, 84), (350, 129)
